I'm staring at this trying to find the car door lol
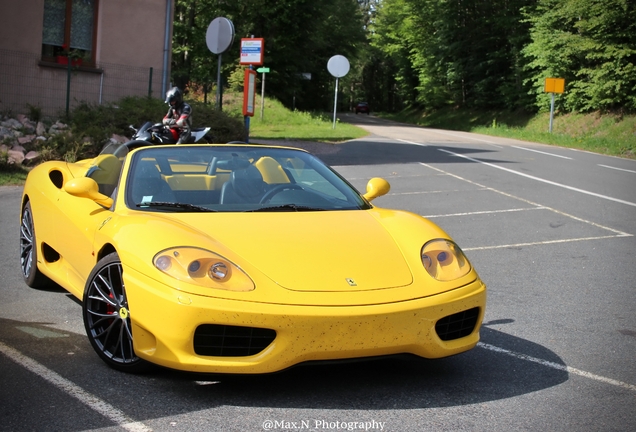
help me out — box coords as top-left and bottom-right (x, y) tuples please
(49, 187), (114, 297)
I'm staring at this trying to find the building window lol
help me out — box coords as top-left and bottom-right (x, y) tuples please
(42, 0), (98, 67)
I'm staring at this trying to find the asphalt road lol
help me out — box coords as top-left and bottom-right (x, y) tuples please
(1, 114), (635, 431)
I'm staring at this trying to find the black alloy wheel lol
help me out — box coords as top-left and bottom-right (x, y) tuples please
(83, 252), (150, 373)
(19, 201), (50, 288)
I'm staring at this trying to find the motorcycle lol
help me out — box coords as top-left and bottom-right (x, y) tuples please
(129, 121), (213, 145)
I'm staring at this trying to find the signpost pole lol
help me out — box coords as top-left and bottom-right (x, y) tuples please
(65, 55), (71, 116)
(240, 38), (264, 142)
(245, 66), (251, 143)
(245, 114), (250, 143)
(260, 71), (265, 120)
(216, 54), (222, 111)
(549, 93), (555, 133)
(242, 67), (257, 143)
(256, 67), (270, 119)
(206, 17), (235, 112)
(245, 67), (250, 144)
(332, 77), (339, 129)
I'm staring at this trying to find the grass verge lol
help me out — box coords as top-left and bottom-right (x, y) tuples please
(381, 107), (636, 159)
(0, 165), (28, 186)
(221, 93), (368, 142)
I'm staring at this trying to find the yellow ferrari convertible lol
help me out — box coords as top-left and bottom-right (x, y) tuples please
(20, 141), (486, 374)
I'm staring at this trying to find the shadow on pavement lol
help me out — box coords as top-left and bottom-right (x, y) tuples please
(0, 315), (568, 427)
(319, 140), (507, 167)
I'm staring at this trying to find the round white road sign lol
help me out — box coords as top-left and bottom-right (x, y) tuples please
(206, 17), (235, 54)
(327, 55), (350, 78)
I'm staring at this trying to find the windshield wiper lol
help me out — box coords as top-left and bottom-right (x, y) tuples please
(247, 204), (326, 212)
(136, 202), (217, 212)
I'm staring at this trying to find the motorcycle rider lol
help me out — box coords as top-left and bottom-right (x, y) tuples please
(163, 86), (192, 144)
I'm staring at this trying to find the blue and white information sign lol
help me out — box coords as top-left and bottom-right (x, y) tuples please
(240, 38), (264, 65)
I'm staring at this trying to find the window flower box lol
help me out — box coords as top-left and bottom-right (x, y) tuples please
(56, 56), (83, 67)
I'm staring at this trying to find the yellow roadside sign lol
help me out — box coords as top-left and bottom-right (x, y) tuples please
(544, 77), (565, 93)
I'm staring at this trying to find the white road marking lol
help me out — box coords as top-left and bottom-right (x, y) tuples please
(463, 235), (630, 251)
(419, 162), (632, 239)
(0, 342), (152, 432)
(396, 138), (428, 146)
(351, 137), (395, 142)
(4, 335), (633, 418)
(438, 148), (636, 207)
(345, 173), (448, 181)
(512, 145), (573, 159)
(390, 188), (487, 196)
(598, 164), (636, 174)
(194, 381), (221, 386)
(424, 207), (545, 218)
(16, 326), (69, 339)
(421, 129), (498, 144)
(478, 342), (636, 392)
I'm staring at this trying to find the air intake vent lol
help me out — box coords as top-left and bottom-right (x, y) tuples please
(49, 170), (64, 188)
(435, 307), (480, 341)
(194, 324), (276, 357)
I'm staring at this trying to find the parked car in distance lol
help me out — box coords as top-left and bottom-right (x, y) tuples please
(355, 102), (370, 114)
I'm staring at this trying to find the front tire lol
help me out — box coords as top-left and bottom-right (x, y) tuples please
(20, 201), (51, 288)
(83, 252), (150, 373)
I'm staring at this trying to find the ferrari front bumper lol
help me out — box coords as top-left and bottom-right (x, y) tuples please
(124, 268), (486, 374)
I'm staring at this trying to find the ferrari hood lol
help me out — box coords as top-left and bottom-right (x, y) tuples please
(168, 211), (413, 292)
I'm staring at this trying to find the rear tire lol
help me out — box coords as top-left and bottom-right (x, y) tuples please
(20, 201), (51, 288)
(83, 252), (151, 373)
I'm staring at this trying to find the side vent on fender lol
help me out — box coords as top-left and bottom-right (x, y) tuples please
(49, 170), (64, 189)
(42, 243), (61, 263)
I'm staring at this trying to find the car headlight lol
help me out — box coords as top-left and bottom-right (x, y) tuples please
(421, 239), (471, 281)
(153, 247), (254, 291)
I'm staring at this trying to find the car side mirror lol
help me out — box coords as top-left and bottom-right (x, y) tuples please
(64, 177), (114, 208)
(362, 177), (390, 201)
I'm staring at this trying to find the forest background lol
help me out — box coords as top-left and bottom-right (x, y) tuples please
(172, 0), (635, 117)
(3, 0), (635, 184)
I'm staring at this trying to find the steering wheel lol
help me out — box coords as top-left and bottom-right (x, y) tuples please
(260, 183), (304, 203)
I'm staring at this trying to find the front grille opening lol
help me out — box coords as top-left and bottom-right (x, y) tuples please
(435, 307), (480, 341)
(194, 324), (276, 357)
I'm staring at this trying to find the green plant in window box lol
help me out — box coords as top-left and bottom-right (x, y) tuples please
(57, 44), (86, 67)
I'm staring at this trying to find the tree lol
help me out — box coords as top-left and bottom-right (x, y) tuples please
(523, 0), (636, 112)
(370, 0), (534, 112)
(171, 0), (366, 111)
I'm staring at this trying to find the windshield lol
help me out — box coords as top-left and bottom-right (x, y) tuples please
(124, 146), (370, 212)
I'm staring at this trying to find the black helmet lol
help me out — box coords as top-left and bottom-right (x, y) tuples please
(165, 86), (183, 107)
